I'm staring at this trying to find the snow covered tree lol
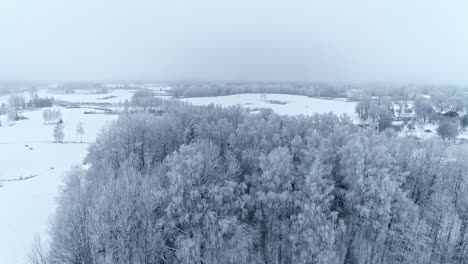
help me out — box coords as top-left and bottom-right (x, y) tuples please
(53, 123), (65, 143)
(183, 121), (200, 144)
(7, 109), (19, 122)
(290, 162), (344, 264)
(437, 118), (459, 140)
(355, 96), (372, 121)
(28, 235), (48, 264)
(461, 114), (468, 130)
(164, 141), (255, 263)
(338, 130), (405, 264)
(43, 109), (62, 124)
(76, 122), (85, 143)
(414, 97), (434, 123)
(368, 103), (393, 132)
(252, 147), (296, 263)
(8, 94), (25, 110)
(0, 103), (7, 115)
(31, 94), (54, 108)
(48, 168), (93, 264)
(42, 109), (49, 124)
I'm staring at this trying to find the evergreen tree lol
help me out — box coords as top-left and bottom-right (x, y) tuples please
(183, 121), (200, 144)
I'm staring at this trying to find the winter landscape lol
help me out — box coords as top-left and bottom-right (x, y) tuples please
(1, 82), (468, 264)
(2, 1), (468, 264)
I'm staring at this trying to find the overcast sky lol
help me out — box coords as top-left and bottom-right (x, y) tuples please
(0, 0), (467, 84)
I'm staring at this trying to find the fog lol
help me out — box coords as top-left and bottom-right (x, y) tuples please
(0, 0), (467, 84)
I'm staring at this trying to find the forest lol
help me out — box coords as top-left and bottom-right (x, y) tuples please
(31, 97), (468, 264)
(170, 81), (348, 98)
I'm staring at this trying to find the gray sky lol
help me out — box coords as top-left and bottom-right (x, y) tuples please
(0, 0), (467, 84)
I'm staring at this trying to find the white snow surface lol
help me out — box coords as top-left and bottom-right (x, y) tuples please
(0, 89), (136, 106)
(0, 107), (117, 263)
(182, 93), (358, 120)
(36, 89), (136, 104)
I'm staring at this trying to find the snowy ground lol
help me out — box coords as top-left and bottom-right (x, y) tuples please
(0, 88), (140, 106)
(36, 89), (135, 104)
(0, 143), (89, 263)
(0, 100), (120, 263)
(397, 121), (468, 141)
(182, 93), (358, 120)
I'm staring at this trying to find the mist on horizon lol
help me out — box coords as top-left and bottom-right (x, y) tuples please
(1, 0), (467, 85)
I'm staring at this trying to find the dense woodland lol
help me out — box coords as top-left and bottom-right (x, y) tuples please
(171, 81), (349, 98)
(31, 95), (468, 264)
(170, 81), (467, 101)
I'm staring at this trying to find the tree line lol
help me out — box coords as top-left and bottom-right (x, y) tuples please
(171, 81), (347, 98)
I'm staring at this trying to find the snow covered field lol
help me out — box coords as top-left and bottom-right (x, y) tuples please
(0, 88), (136, 106)
(182, 93), (358, 120)
(36, 89), (135, 104)
(0, 99), (121, 263)
(0, 143), (89, 263)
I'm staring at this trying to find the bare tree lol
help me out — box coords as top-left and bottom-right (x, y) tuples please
(53, 123), (65, 143)
(28, 235), (48, 264)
